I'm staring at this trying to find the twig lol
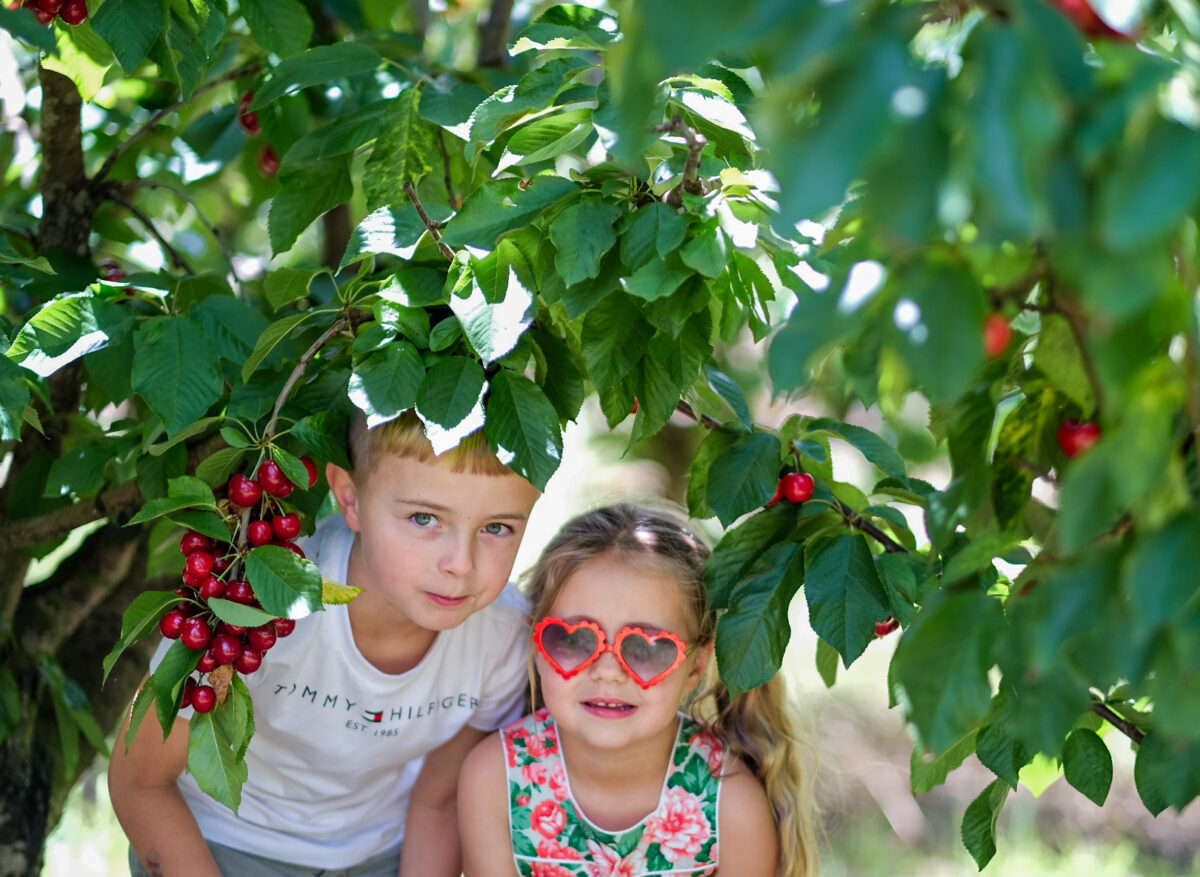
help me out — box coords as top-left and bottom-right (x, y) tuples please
(674, 399), (722, 430)
(654, 114), (707, 206)
(111, 194), (195, 275)
(95, 63), (263, 185)
(834, 499), (909, 553)
(263, 315), (350, 441)
(1047, 278), (1106, 415)
(404, 181), (455, 260)
(127, 180), (245, 299)
(437, 130), (457, 209)
(1090, 702), (1146, 746)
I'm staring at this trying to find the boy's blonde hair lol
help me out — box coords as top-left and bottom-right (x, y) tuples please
(347, 410), (513, 478)
(523, 502), (821, 877)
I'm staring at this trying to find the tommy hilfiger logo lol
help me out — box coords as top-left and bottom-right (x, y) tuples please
(271, 683), (482, 727)
(363, 710), (384, 723)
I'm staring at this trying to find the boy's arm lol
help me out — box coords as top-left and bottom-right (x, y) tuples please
(714, 763), (780, 877)
(107, 681), (224, 877)
(397, 723), (490, 877)
(457, 733), (519, 877)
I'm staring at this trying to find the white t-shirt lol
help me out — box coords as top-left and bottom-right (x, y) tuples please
(152, 514), (530, 868)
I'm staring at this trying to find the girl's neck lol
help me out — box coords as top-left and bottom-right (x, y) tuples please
(555, 713), (682, 833)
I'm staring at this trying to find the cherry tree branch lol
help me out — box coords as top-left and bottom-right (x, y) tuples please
(95, 62), (263, 185)
(477, 0), (515, 68)
(1091, 702), (1146, 746)
(437, 130), (457, 208)
(655, 114), (708, 207)
(404, 181), (455, 260)
(263, 315), (351, 441)
(111, 194), (195, 275)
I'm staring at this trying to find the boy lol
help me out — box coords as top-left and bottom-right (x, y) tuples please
(108, 412), (544, 876)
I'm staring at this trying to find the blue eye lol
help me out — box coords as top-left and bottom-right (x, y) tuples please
(483, 522), (511, 536)
(411, 512), (436, 528)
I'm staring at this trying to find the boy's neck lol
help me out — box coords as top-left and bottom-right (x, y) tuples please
(347, 591), (439, 674)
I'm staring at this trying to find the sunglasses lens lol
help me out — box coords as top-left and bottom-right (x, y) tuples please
(620, 633), (681, 683)
(539, 622), (600, 672)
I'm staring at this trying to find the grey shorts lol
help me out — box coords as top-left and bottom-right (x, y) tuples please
(128, 840), (401, 877)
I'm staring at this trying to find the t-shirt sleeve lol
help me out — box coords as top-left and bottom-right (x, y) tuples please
(468, 583), (531, 732)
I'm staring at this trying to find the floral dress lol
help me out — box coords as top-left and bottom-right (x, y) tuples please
(502, 708), (723, 876)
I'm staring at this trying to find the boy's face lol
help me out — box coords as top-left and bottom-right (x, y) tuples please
(328, 453), (542, 632)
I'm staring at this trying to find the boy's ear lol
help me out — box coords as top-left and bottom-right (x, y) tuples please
(326, 463), (362, 531)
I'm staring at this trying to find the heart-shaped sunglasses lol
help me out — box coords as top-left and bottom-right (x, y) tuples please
(533, 617), (698, 689)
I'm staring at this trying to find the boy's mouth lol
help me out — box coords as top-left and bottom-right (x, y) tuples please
(426, 592), (469, 607)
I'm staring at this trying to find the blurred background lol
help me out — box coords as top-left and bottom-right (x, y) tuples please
(44, 400), (1200, 876)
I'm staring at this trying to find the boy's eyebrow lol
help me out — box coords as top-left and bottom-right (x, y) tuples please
(394, 497), (530, 521)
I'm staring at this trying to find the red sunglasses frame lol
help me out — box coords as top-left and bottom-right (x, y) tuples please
(533, 617), (693, 689)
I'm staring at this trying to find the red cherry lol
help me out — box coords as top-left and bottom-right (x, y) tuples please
(227, 473), (262, 507)
(181, 677), (197, 709)
(273, 540), (306, 559)
(258, 460), (294, 497)
(631, 398), (639, 415)
(58, 0), (86, 24)
(191, 684), (216, 714)
(273, 617), (296, 637)
(35, 0), (64, 12)
(875, 617), (900, 637)
(257, 144), (280, 177)
(219, 621), (248, 636)
(766, 481), (784, 507)
(225, 579), (256, 605)
(212, 552), (233, 574)
(197, 575), (225, 600)
(196, 651), (219, 673)
(159, 609), (186, 639)
(234, 647), (263, 674)
(179, 531), (212, 556)
(185, 551), (215, 579)
(247, 625), (277, 652)
(33, 5), (55, 22)
(781, 472), (815, 504)
(1053, 0), (1126, 37)
(301, 456), (318, 488)
(179, 616), (213, 651)
(181, 568), (206, 588)
(272, 513), (301, 541)
(209, 633), (242, 665)
(1057, 419), (1101, 459)
(983, 313), (1012, 358)
(247, 519), (274, 546)
(238, 91), (262, 136)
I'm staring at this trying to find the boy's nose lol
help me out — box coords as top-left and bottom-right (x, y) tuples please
(438, 536), (475, 577)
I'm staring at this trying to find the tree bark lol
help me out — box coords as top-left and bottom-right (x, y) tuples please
(477, 0), (515, 68)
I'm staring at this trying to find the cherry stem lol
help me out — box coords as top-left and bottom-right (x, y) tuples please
(95, 62), (264, 185)
(404, 180), (455, 260)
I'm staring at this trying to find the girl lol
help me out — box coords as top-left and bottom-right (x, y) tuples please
(458, 503), (819, 876)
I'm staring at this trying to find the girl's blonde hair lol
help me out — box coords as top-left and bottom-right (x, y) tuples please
(523, 502), (820, 877)
(347, 410), (513, 478)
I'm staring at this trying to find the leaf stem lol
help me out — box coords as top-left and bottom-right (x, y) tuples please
(404, 181), (455, 260)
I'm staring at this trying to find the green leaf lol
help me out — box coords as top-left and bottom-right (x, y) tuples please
(715, 541), (805, 697)
(911, 730), (978, 794)
(1062, 728), (1112, 806)
(686, 427), (740, 520)
(621, 254), (693, 302)
(1125, 511), (1200, 637)
(269, 158), (354, 255)
(416, 356), (487, 432)
(705, 505), (797, 610)
(284, 101), (389, 176)
(347, 342), (425, 428)
(166, 510), (230, 544)
(263, 268), (318, 312)
(241, 311), (320, 383)
(960, 779), (1010, 870)
(240, 0), (312, 56)
(150, 640), (200, 734)
(91, 0), (165, 74)
(484, 370), (563, 490)
(441, 176), (579, 249)
(892, 590), (1002, 755)
(451, 250), (535, 365)
(815, 638), (838, 689)
(1032, 315), (1093, 412)
(1135, 732), (1200, 815)
(530, 327), (584, 423)
(207, 598), (277, 628)
(805, 534), (891, 667)
(292, 411), (352, 472)
(680, 224), (727, 279)
(0, 6), (59, 51)
(131, 317), (224, 437)
(499, 108), (593, 169)
(620, 202), (688, 271)
(245, 546), (324, 618)
(187, 709), (248, 813)
(805, 417), (909, 486)
(511, 4), (620, 53)
(0, 356), (30, 442)
(705, 431), (782, 528)
(250, 42), (383, 109)
(579, 292), (655, 394)
(705, 362), (751, 428)
(102, 590), (180, 684)
(7, 292), (106, 369)
(364, 87), (436, 211)
(549, 199), (622, 286)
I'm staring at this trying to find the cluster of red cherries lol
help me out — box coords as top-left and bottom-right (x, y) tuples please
(158, 457), (316, 713)
(237, 90), (280, 177)
(12, 0), (88, 25)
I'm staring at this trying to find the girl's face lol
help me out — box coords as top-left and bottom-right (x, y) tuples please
(535, 551), (711, 754)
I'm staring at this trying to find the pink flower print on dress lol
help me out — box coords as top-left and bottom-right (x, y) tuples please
(537, 838), (583, 860)
(584, 840), (647, 877)
(531, 799), (569, 839)
(644, 786), (712, 863)
(531, 863), (575, 877)
(688, 730), (724, 774)
(523, 761), (549, 785)
(527, 733), (557, 759)
(548, 759), (569, 802)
